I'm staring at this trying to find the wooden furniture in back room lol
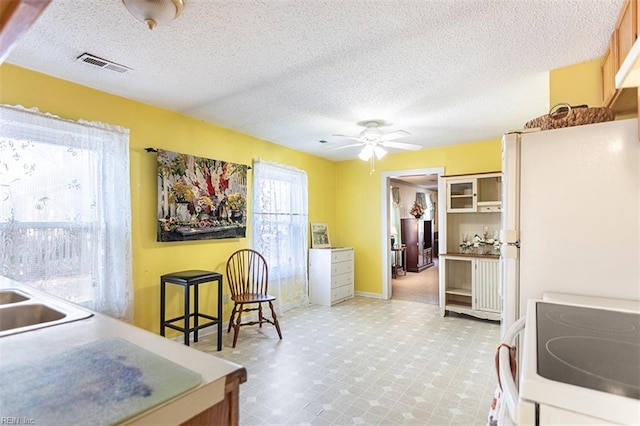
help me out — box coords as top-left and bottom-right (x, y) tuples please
(391, 244), (406, 279)
(400, 218), (434, 272)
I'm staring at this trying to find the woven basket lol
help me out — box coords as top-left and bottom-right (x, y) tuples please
(524, 103), (615, 130)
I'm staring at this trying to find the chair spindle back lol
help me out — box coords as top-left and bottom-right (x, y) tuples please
(226, 249), (269, 297)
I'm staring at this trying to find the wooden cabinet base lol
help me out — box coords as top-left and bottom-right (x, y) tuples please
(406, 262), (433, 273)
(181, 368), (247, 426)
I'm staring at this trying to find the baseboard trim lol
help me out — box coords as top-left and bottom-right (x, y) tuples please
(355, 291), (384, 299)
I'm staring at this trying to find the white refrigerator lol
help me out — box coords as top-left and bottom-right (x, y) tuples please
(500, 118), (640, 337)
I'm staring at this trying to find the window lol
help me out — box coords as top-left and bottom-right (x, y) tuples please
(252, 160), (308, 313)
(0, 105), (133, 320)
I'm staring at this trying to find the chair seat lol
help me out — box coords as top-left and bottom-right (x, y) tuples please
(232, 293), (277, 303)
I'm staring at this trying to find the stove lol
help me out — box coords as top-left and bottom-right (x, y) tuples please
(515, 297), (640, 425)
(536, 302), (640, 400)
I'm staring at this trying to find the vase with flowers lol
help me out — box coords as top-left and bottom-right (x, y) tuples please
(169, 180), (196, 223)
(225, 193), (246, 222)
(409, 201), (425, 219)
(168, 180), (195, 204)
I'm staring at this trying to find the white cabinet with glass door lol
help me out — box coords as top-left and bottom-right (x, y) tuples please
(439, 171), (502, 322)
(445, 172), (502, 213)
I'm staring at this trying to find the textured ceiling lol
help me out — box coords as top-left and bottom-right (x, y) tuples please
(5, 0), (622, 162)
(392, 174), (438, 189)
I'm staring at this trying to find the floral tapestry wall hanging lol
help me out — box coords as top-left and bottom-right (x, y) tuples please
(157, 149), (248, 241)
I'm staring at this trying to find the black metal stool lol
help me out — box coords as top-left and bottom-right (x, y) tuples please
(160, 270), (223, 350)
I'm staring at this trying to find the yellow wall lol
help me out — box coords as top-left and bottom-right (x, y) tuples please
(1, 57), (603, 331)
(0, 63), (337, 333)
(334, 139), (501, 294)
(549, 59), (603, 108)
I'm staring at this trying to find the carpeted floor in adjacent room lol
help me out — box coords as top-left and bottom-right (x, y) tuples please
(392, 258), (439, 305)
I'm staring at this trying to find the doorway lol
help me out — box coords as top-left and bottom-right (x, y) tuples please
(380, 167), (445, 302)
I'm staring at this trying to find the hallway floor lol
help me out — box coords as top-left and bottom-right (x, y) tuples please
(192, 295), (500, 425)
(392, 259), (439, 305)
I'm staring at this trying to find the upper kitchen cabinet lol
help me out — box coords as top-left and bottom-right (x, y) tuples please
(0, 0), (51, 64)
(617, 0), (637, 70)
(445, 172), (501, 213)
(602, 0), (638, 115)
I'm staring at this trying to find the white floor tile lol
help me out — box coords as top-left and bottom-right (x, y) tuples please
(192, 296), (500, 425)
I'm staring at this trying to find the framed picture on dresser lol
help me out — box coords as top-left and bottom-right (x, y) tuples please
(310, 223), (331, 248)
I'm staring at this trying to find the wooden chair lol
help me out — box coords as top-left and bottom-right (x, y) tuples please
(225, 249), (282, 348)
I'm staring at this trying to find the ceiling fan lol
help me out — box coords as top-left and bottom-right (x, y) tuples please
(331, 120), (422, 172)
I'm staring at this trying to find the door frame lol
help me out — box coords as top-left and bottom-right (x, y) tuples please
(380, 167), (445, 300)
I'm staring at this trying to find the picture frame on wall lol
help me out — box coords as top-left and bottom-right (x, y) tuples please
(311, 223), (331, 248)
(156, 149), (249, 242)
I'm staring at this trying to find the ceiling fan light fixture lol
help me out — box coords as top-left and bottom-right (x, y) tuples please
(358, 145), (374, 161)
(331, 120), (419, 173)
(360, 122), (383, 142)
(373, 146), (387, 160)
(122, 0), (185, 30)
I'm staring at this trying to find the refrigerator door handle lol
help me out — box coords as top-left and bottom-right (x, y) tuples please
(500, 229), (519, 245)
(499, 229), (520, 257)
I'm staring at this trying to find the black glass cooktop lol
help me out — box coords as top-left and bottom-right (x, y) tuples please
(536, 302), (640, 400)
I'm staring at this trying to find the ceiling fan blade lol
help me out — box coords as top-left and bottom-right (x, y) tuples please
(381, 130), (410, 141)
(327, 142), (364, 151)
(380, 141), (422, 151)
(332, 133), (362, 141)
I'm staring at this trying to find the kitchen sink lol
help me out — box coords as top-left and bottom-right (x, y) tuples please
(0, 304), (66, 331)
(0, 289), (30, 305)
(0, 287), (92, 337)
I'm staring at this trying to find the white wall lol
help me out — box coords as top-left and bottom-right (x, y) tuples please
(390, 179), (437, 223)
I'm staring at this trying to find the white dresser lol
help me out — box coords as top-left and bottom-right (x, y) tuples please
(308, 247), (354, 306)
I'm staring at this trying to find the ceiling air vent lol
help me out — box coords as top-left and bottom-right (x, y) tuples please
(76, 53), (131, 73)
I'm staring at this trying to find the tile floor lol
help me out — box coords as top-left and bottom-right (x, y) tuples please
(192, 296), (500, 425)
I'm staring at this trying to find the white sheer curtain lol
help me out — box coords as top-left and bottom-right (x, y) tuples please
(416, 191), (436, 220)
(0, 105), (133, 321)
(391, 186), (402, 246)
(427, 193), (435, 220)
(251, 159), (308, 314)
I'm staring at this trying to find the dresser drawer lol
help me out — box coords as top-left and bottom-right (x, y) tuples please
(331, 249), (353, 263)
(331, 272), (353, 289)
(332, 284), (354, 303)
(331, 261), (353, 276)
